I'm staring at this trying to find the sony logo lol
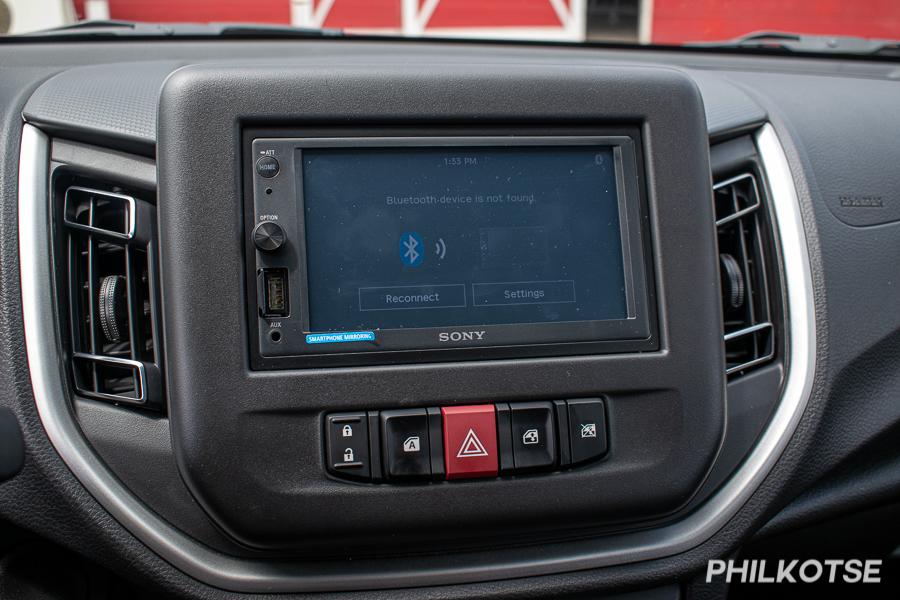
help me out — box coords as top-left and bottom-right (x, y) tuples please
(438, 330), (486, 343)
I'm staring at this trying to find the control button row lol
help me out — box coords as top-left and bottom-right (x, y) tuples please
(325, 399), (607, 482)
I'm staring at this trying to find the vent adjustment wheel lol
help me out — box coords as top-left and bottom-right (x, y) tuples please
(98, 275), (129, 343)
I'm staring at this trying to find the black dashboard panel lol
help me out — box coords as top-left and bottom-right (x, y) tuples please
(157, 63), (723, 551)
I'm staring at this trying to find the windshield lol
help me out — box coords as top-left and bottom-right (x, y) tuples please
(2, 0), (900, 46)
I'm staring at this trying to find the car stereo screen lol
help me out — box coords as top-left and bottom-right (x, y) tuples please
(302, 145), (628, 332)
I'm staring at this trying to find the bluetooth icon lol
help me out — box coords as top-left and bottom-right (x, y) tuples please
(400, 232), (424, 267)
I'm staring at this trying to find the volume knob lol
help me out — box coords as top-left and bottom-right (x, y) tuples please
(253, 221), (285, 252)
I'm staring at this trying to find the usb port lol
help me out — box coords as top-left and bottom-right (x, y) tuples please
(261, 268), (289, 318)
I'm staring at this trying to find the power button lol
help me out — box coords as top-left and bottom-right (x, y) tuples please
(256, 155), (280, 178)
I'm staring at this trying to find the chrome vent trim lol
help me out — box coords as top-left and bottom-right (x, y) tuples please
(714, 172), (761, 226)
(71, 353), (148, 404)
(63, 186), (136, 240)
(724, 323), (775, 375)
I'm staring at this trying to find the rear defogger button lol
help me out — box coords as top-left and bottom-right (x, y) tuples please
(441, 405), (498, 480)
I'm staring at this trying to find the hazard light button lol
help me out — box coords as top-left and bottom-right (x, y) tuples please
(441, 405), (498, 480)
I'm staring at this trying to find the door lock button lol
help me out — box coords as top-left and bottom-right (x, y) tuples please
(325, 412), (370, 480)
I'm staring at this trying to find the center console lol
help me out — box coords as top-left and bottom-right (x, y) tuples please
(156, 64), (724, 556)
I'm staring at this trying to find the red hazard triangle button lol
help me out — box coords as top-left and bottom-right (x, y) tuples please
(442, 405), (498, 479)
(456, 429), (489, 458)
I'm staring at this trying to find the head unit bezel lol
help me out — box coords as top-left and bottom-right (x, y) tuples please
(245, 128), (657, 369)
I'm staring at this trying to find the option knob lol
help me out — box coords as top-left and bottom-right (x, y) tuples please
(253, 221), (286, 252)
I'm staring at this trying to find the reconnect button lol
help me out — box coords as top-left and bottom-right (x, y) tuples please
(441, 405), (498, 480)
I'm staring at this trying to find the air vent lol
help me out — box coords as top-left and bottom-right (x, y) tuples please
(61, 185), (164, 408)
(714, 173), (775, 375)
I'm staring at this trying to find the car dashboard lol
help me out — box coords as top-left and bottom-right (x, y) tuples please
(0, 36), (899, 599)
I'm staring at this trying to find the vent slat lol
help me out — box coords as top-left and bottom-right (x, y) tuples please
(87, 234), (101, 392)
(124, 245), (140, 361)
(124, 245), (142, 395)
(736, 216), (757, 326)
(715, 172), (775, 376)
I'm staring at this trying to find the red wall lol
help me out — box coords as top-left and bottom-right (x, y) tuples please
(74, 0), (900, 41)
(426, 0), (564, 28)
(651, 0), (900, 43)
(320, 0), (400, 29)
(88, 0), (566, 29)
(103, 0), (290, 24)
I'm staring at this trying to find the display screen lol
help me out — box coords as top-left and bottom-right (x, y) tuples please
(302, 145), (628, 332)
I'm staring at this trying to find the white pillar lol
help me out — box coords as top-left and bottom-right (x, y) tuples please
(290, 0), (313, 27)
(401, 0), (419, 36)
(84, 0), (110, 21)
(569, 0), (587, 42)
(638, 0), (654, 44)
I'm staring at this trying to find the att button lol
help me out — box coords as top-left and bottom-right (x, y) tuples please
(255, 155), (280, 178)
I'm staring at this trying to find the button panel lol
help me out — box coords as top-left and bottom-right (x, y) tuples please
(325, 398), (607, 482)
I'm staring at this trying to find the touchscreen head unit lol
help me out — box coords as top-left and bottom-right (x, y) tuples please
(248, 134), (654, 367)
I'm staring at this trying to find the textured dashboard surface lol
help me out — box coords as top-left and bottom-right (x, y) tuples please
(1, 36), (899, 599)
(20, 43), (769, 148)
(24, 61), (183, 152)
